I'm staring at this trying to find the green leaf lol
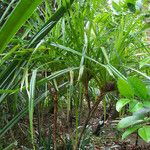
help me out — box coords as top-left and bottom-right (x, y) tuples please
(116, 98), (131, 112)
(0, 0), (43, 53)
(126, 0), (136, 13)
(128, 77), (148, 100)
(28, 70), (37, 144)
(138, 126), (150, 142)
(117, 78), (134, 98)
(139, 56), (150, 68)
(117, 115), (143, 129)
(126, 0), (136, 4)
(143, 101), (150, 108)
(0, 91), (48, 138)
(112, 1), (122, 12)
(133, 107), (150, 118)
(129, 100), (143, 112)
(126, 67), (150, 81)
(0, 1), (75, 103)
(0, 0), (16, 24)
(127, 3), (136, 13)
(28, 0), (74, 48)
(122, 125), (141, 140)
(101, 47), (109, 64)
(147, 85), (150, 97)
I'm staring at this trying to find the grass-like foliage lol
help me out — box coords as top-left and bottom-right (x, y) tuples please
(0, 0), (149, 149)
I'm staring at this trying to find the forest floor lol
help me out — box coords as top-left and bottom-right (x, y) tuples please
(3, 102), (150, 150)
(55, 102), (150, 150)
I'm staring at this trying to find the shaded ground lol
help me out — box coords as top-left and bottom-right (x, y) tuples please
(2, 102), (150, 150)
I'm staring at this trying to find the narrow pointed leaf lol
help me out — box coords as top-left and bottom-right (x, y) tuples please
(0, 91), (48, 138)
(0, 0), (43, 53)
(28, 0), (74, 48)
(28, 69), (37, 143)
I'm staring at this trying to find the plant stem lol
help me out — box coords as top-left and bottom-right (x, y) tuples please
(48, 83), (58, 150)
(75, 91), (105, 150)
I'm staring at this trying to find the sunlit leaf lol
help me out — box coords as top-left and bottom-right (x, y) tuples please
(128, 76), (149, 100)
(117, 78), (134, 98)
(0, 0), (43, 53)
(116, 98), (131, 112)
(138, 126), (150, 142)
(129, 100), (143, 113)
(117, 115), (143, 129)
(122, 125), (141, 140)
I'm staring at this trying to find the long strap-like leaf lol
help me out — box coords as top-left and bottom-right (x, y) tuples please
(0, 91), (48, 138)
(0, 0), (75, 104)
(0, 0), (43, 53)
(28, 0), (74, 48)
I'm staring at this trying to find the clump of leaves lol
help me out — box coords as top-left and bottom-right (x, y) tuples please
(116, 76), (150, 142)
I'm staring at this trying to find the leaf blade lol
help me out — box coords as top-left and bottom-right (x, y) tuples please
(116, 98), (131, 112)
(0, 0), (43, 53)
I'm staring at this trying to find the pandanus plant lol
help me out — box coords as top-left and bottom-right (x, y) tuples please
(0, 0), (149, 149)
(0, 0), (75, 149)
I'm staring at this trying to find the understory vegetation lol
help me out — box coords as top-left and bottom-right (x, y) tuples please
(0, 0), (150, 149)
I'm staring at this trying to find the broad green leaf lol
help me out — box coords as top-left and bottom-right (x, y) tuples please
(126, 0), (136, 4)
(138, 126), (150, 142)
(147, 85), (150, 97)
(133, 107), (150, 118)
(0, 0), (43, 53)
(117, 115), (143, 129)
(128, 76), (149, 100)
(143, 101), (150, 108)
(117, 78), (134, 98)
(122, 125), (141, 140)
(129, 100), (143, 112)
(0, 89), (18, 94)
(116, 98), (131, 112)
(0, 45), (19, 65)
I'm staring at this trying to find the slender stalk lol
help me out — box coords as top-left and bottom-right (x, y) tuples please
(103, 95), (107, 121)
(75, 91), (105, 150)
(75, 82), (116, 149)
(37, 103), (42, 147)
(48, 83), (58, 150)
(84, 80), (91, 112)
